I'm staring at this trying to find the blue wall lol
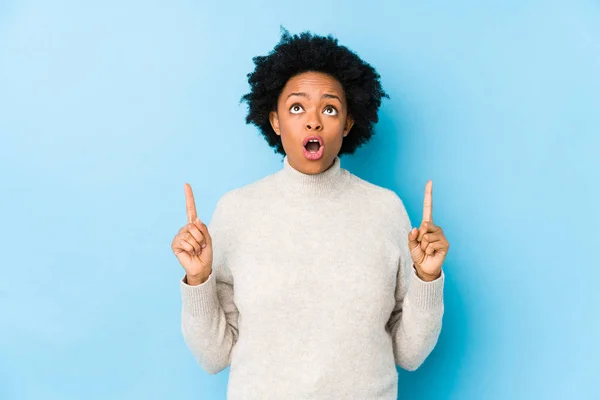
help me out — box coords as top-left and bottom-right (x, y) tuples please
(1, 1), (598, 399)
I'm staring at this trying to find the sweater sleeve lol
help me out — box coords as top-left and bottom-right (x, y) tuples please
(386, 193), (445, 371)
(179, 194), (239, 375)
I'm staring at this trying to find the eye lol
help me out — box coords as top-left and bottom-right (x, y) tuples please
(290, 104), (304, 114)
(323, 106), (338, 116)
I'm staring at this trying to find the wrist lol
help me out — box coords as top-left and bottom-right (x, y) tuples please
(413, 265), (441, 282)
(185, 271), (211, 286)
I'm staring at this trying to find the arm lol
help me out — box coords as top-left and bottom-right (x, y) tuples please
(386, 196), (445, 371)
(180, 196), (239, 375)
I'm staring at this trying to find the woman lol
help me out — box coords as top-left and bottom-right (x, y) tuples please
(172, 29), (449, 400)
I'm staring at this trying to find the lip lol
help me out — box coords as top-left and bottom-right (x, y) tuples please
(302, 135), (325, 160)
(303, 145), (325, 160)
(302, 135), (324, 147)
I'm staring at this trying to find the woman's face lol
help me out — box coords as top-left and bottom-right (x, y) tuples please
(269, 71), (354, 175)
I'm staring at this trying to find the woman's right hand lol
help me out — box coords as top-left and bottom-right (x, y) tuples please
(171, 183), (213, 284)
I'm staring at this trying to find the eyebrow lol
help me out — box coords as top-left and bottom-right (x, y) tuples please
(286, 92), (343, 103)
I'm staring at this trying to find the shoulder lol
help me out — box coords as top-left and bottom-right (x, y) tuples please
(217, 173), (277, 206)
(347, 173), (413, 232)
(348, 174), (407, 211)
(207, 174), (278, 239)
(210, 173), (278, 219)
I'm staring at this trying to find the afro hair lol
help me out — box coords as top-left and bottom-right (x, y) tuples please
(240, 27), (389, 156)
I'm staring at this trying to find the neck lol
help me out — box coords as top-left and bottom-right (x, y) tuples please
(278, 155), (348, 198)
(288, 157), (337, 175)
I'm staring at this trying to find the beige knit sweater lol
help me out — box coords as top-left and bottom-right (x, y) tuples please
(180, 155), (444, 399)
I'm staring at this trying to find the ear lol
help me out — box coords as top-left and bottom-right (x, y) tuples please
(269, 111), (281, 136)
(342, 115), (354, 137)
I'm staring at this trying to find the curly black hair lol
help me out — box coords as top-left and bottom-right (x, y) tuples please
(240, 28), (389, 156)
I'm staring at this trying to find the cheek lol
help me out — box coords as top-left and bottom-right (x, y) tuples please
(327, 118), (347, 138)
(279, 114), (303, 135)
(328, 112), (347, 129)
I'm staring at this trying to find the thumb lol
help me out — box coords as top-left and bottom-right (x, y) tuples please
(195, 217), (212, 248)
(407, 228), (419, 249)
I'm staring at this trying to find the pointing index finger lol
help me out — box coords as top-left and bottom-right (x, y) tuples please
(184, 183), (197, 224)
(422, 180), (433, 223)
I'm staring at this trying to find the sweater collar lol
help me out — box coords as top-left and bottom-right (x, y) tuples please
(278, 155), (348, 197)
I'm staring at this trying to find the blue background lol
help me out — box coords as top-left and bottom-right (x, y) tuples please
(1, 1), (598, 399)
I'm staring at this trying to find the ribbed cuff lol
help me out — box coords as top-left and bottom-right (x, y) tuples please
(408, 268), (445, 311)
(180, 271), (218, 317)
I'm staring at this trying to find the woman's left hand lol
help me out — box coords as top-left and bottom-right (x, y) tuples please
(407, 180), (450, 282)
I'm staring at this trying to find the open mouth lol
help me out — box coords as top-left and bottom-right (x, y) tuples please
(303, 136), (323, 153)
(303, 136), (324, 160)
(305, 139), (321, 153)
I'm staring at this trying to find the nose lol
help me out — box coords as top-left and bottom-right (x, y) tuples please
(305, 111), (322, 131)
(306, 122), (322, 131)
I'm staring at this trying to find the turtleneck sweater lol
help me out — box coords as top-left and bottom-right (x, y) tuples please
(180, 155), (445, 400)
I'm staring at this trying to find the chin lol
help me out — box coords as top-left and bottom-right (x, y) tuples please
(294, 153), (335, 174)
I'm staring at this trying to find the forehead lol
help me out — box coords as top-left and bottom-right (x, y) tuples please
(281, 71), (345, 97)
